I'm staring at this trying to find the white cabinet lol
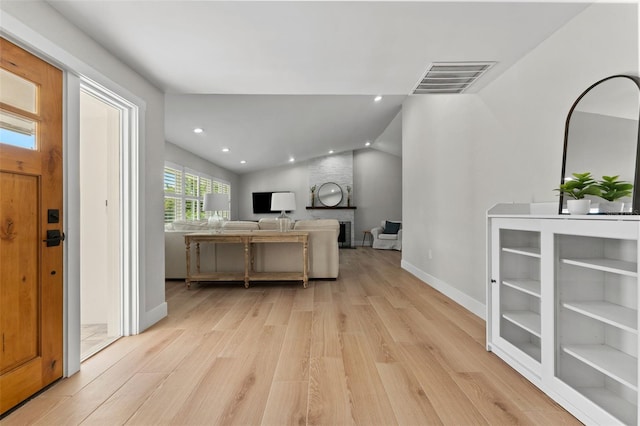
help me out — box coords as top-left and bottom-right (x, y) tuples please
(487, 207), (640, 425)
(489, 220), (543, 378)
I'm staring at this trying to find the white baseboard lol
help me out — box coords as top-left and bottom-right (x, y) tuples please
(401, 259), (485, 320)
(143, 302), (167, 331)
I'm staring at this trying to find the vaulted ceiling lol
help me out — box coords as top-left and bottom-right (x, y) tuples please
(46, 0), (589, 173)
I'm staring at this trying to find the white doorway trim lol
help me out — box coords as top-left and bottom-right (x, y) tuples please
(80, 77), (141, 337)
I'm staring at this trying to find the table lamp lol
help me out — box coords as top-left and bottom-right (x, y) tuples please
(203, 193), (228, 232)
(271, 192), (295, 232)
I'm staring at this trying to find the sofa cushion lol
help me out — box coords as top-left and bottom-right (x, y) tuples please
(258, 218), (293, 230)
(223, 220), (259, 230)
(383, 221), (401, 234)
(294, 219), (339, 230)
(378, 233), (398, 240)
(172, 220), (210, 231)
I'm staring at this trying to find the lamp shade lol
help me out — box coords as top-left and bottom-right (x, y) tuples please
(271, 192), (296, 211)
(203, 193), (228, 212)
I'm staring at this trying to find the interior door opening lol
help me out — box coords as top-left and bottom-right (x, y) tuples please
(79, 86), (122, 360)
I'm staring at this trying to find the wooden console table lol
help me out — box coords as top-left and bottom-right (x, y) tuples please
(184, 231), (309, 289)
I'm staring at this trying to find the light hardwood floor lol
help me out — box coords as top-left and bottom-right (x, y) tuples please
(3, 248), (579, 425)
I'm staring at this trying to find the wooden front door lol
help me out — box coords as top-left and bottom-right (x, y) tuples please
(0, 38), (63, 414)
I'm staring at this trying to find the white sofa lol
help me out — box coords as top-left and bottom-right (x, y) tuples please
(165, 219), (340, 280)
(371, 220), (402, 250)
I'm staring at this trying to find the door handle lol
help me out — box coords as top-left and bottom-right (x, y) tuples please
(43, 230), (65, 247)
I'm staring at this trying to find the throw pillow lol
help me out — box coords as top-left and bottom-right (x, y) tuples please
(383, 221), (401, 234)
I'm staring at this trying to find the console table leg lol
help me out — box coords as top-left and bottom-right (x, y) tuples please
(196, 242), (201, 274)
(185, 239), (192, 289)
(303, 239), (309, 288)
(244, 239), (250, 288)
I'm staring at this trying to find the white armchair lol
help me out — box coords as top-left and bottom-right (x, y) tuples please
(371, 220), (402, 250)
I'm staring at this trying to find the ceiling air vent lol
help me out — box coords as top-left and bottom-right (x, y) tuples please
(412, 62), (495, 94)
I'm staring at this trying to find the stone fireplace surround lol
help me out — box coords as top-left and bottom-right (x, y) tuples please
(308, 152), (356, 247)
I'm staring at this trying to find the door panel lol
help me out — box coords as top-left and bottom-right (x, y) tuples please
(0, 173), (39, 373)
(0, 37), (63, 414)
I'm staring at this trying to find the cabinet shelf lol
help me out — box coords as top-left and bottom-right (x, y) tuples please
(502, 279), (541, 298)
(561, 258), (637, 277)
(502, 246), (541, 258)
(578, 387), (636, 426)
(563, 301), (637, 334)
(517, 342), (541, 360)
(502, 311), (541, 337)
(563, 344), (638, 390)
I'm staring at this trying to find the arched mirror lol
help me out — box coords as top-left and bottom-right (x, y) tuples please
(317, 182), (343, 207)
(560, 75), (640, 214)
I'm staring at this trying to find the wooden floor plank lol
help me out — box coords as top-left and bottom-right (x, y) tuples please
(261, 381), (308, 426)
(341, 334), (398, 425)
(80, 372), (166, 425)
(273, 310), (312, 382)
(398, 342), (490, 425)
(451, 371), (534, 425)
(376, 361), (443, 425)
(2, 248), (579, 425)
(265, 288), (296, 326)
(307, 356), (355, 425)
(367, 296), (419, 343)
(0, 396), (68, 425)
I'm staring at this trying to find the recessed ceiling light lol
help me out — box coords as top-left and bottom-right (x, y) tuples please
(222, 148), (230, 152)
(289, 157), (295, 162)
(240, 160), (246, 164)
(193, 127), (204, 134)
(365, 141), (371, 147)
(328, 150), (334, 154)
(374, 95), (382, 102)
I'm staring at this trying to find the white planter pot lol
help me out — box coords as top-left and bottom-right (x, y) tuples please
(599, 201), (624, 213)
(567, 199), (591, 215)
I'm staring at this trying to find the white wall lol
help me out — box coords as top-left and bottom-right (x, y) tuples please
(402, 3), (639, 317)
(80, 91), (122, 331)
(238, 161), (311, 221)
(1, 1), (167, 330)
(353, 149), (402, 241)
(80, 94), (111, 324)
(165, 141), (241, 219)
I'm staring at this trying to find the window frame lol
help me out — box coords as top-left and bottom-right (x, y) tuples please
(164, 161), (230, 223)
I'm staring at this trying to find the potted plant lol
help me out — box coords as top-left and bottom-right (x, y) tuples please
(597, 175), (633, 213)
(555, 172), (601, 214)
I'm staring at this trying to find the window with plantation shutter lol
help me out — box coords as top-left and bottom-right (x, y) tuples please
(213, 180), (231, 219)
(184, 172), (198, 196)
(164, 162), (231, 223)
(164, 197), (182, 223)
(164, 166), (182, 194)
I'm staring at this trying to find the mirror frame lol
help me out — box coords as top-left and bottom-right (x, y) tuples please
(317, 182), (343, 207)
(559, 74), (640, 214)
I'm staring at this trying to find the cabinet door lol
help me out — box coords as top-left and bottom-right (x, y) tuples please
(549, 220), (639, 426)
(490, 219), (542, 377)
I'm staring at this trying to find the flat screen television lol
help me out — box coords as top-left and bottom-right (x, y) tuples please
(252, 191), (292, 214)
